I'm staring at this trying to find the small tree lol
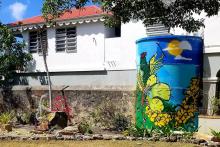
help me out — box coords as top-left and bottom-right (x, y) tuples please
(0, 23), (32, 87)
(42, 0), (220, 32)
(39, 28), (52, 111)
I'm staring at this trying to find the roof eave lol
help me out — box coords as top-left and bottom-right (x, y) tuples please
(10, 14), (106, 32)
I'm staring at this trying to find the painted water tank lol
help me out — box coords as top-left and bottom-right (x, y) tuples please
(136, 35), (203, 131)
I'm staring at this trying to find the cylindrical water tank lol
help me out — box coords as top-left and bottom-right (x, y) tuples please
(136, 35), (203, 131)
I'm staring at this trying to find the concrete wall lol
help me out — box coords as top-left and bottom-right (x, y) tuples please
(14, 70), (137, 88)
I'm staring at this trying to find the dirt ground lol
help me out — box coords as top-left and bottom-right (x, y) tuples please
(0, 140), (196, 147)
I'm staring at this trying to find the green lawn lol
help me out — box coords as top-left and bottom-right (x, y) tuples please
(0, 140), (196, 147)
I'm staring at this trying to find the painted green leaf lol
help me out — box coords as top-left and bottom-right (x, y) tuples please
(151, 83), (171, 100)
(146, 75), (157, 87)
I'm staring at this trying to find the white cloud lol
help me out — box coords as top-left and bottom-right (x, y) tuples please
(9, 2), (27, 20)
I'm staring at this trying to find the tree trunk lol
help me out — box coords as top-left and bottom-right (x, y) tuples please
(43, 54), (52, 111)
(40, 28), (52, 111)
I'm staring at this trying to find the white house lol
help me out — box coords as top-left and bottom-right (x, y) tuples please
(10, 5), (220, 114)
(11, 5), (146, 88)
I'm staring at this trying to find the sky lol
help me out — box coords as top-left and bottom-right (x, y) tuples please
(0, 0), (95, 24)
(0, 0), (44, 24)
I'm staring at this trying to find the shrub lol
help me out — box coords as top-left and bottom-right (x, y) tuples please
(0, 111), (15, 124)
(113, 114), (130, 131)
(211, 97), (220, 115)
(211, 129), (220, 139)
(123, 124), (151, 137)
(78, 121), (93, 135)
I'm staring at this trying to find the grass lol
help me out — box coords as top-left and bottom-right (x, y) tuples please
(0, 140), (196, 147)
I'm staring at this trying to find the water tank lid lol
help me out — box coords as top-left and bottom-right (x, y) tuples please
(136, 35), (202, 44)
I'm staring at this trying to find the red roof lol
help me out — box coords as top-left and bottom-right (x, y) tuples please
(11, 6), (105, 26)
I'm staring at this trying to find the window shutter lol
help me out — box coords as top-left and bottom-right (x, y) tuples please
(56, 28), (66, 52)
(29, 30), (47, 54)
(39, 30), (48, 54)
(29, 31), (38, 53)
(66, 28), (77, 52)
(56, 27), (77, 52)
(146, 24), (170, 36)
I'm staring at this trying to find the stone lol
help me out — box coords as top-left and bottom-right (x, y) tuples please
(63, 136), (73, 140)
(103, 134), (113, 140)
(147, 137), (159, 141)
(211, 137), (220, 143)
(92, 134), (103, 140)
(83, 135), (93, 140)
(112, 135), (125, 140)
(169, 135), (177, 142)
(57, 126), (78, 135)
(160, 137), (170, 142)
(200, 142), (208, 146)
(75, 134), (84, 140)
(56, 136), (64, 140)
(3, 124), (12, 132)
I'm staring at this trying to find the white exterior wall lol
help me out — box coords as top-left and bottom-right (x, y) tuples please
(23, 22), (105, 72)
(22, 20), (147, 72)
(105, 21), (147, 70)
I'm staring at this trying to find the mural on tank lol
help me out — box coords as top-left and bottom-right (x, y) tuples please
(136, 36), (203, 131)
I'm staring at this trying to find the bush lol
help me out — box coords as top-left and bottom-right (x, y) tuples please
(78, 121), (93, 135)
(0, 111), (15, 124)
(123, 124), (151, 137)
(211, 129), (220, 139)
(113, 114), (129, 131)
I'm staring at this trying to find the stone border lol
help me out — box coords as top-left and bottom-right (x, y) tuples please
(0, 133), (218, 146)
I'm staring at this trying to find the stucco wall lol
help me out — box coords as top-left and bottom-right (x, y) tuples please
(23, 21), (106, 72)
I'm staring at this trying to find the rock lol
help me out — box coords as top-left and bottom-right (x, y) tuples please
(83, 135), (93, 140)
(93, 134), (103, 140)
(200, 142), (208, 146)
(58, 126), (78, 135)
(20, 136), (29, 141)
(160, 137), (170, 142)
(63, 136), (73, 140)
(148, 137), (159, 141)
(103, 134), (113, 140)
(211, 137), (220, 143)
(75, 134), (84, 140)
(192, 139), (201, 145)
(113, 135), (125, 140)
(169, 135), (177, 142)
(56, 136), (64, 140)
(3, 124), (12, 132)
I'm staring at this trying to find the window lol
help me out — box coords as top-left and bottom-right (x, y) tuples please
(29, 30), (47, 54)
(56, 27), (77, 52)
